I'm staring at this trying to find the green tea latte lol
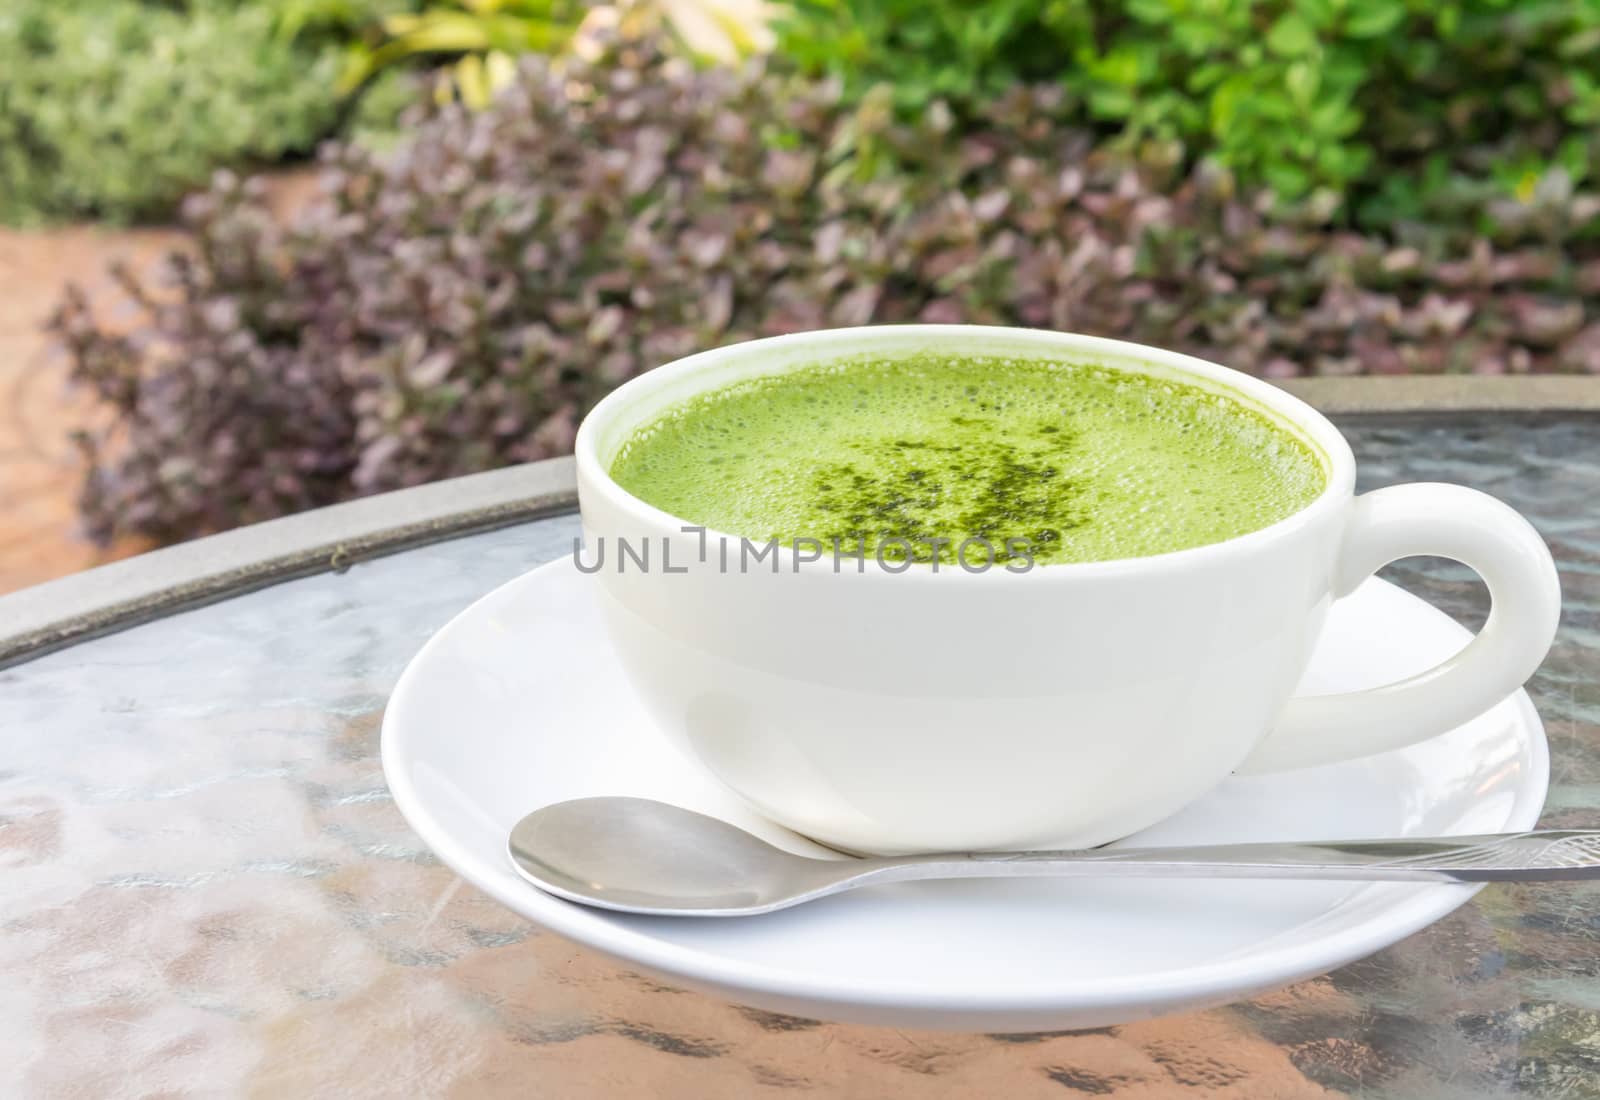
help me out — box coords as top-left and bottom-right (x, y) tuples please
(609, 353), (1325, 566)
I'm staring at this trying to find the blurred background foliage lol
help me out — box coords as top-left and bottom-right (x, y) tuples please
(327, 0), (772, 107)
(3, 0), (1600, 227)
(0, 0), (766, 224)
(776, 0), (1600, 227)
(5, 0), (1598, 227)
(9, 0), (1599, 543)
(330, 0), (583, 108)
(0, 0), (370, 224)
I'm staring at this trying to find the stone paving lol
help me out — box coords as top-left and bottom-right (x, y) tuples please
(0, 223), (177, 595)
(0, 173), (319, 597)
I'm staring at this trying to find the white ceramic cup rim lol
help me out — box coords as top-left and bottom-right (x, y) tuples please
(575, 325), (1357, 579)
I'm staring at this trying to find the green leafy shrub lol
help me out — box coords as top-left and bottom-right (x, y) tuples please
(776, 0), (1600, 216)
(0, 0), (388, 224)
(333, 0), (773, 108)
(53, 34), (1600, 545)
(335, 0), (580, 108)
(777, 0), (1078, 115)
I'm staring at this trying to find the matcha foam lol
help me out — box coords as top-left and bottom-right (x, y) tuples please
(608, 353), (1326, 565)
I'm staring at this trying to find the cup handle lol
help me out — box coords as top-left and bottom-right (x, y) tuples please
(1236, 483), (1560, 774)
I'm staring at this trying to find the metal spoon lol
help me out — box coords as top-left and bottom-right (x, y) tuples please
(507, 797), (1600, 917)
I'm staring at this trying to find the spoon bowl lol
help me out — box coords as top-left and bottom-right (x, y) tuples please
(509, 797), (857, 915)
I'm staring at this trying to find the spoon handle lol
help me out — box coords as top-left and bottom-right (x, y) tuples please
(956, 830), (1600, 883)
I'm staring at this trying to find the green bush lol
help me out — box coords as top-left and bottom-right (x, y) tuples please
(52, 33), (1600, 545)
(777, 0), (1075, 115)
(334, 0), (582, 109)
(329, 0), (773, 111)
(0, 0), (389, 224)
(776, 0), (1600, 218)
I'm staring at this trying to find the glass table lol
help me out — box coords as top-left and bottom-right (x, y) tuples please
(3, 401), (1597, 1097)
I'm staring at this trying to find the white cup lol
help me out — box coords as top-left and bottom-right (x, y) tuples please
(574, 326), (1560, 855)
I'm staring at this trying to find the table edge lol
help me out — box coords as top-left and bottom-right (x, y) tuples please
(0, 458), (577, 671)
(1277, 374), (1600, 414)
(3, 375), (1598, 670)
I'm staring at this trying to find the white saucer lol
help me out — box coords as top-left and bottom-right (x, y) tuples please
(382, 558), (1548, 1032)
